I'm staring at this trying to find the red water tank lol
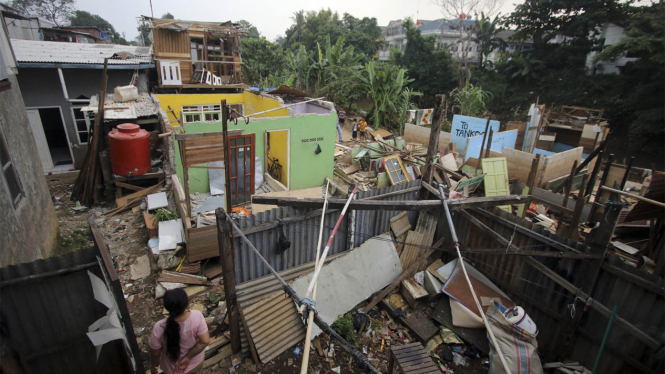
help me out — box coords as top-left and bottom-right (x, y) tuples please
(108, 123), (151, 176)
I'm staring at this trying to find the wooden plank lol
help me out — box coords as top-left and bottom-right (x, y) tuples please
(157, 270), (209, 285)
(114, 181), (163, 208)
(390, 211), (412, 238)
(114, 181), (143, 191)
(188, 225), (219, 262)
(176, 130), (244, 140)
(251, 194), (526, 211)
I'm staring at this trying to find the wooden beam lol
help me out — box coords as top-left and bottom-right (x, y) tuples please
(600, 186), (665, 208)
(576, 140), (606, 174)
(222, 100), (232, 212)
(240, 186), (419, 236)
(216, 208), (241, 354)
(251, 194), (526, 212)
(422, 94), (445, 190)
(475, 208), (584, 254)
(114, 181), (144, 191)
(601, 262), (665, 297)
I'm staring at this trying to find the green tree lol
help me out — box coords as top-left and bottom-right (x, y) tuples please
(9, 0), (74, 26)
(310, 34), (363, 104)
(69, 10), (128, 44)
(237, 19), (260, 38)
(355, 61), (420, 131)
(394, 19), (458, 108)
(450, 81), (493, 117)
(592, 6), (664, 154)
(284, 45), (313, 92)
(240, 37), (285, 86)
(473, 12), (505, 69)
(161, 12), (174, 19)
(136, 23), (151, 46)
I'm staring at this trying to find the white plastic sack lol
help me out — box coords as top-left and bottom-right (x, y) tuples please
(113, 85), (139, 102)
(486, 302), (543, 374)
(254, 157), (263, 189)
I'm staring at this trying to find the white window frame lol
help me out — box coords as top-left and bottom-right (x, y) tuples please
(181, 104), (244, 124)
(70, 103), (91, 144)
(0, 119), (24, 208)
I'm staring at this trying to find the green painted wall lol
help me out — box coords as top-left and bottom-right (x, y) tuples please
(175, 113), (337, 193)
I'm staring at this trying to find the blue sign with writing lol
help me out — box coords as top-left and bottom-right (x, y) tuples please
(464, 130), (518, 161)
(451, 115), (500, 154)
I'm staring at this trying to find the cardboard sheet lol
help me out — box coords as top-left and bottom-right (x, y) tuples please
(290, 233), (402, 337)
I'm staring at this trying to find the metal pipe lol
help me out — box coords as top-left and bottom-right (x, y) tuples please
(300, 181), (330, 374)
(243, 97), (327, 118)
(57, 68), (69, 100)
(600, 186), (665, 208)
(299, 185), (359, 313)
(439, 185), (512, 374)
(592, 305), (618, 374)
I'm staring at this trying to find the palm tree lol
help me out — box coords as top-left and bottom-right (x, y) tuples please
(473, 12), (506, 69)
(355, 61), (420, 131)
(284, 45), (312, 92)
(291, 11), (306, 45)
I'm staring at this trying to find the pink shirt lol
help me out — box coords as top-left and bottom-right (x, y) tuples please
(149, 310), (208, 374)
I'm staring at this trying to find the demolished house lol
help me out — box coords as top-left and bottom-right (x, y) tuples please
(0, 12), (663, 374)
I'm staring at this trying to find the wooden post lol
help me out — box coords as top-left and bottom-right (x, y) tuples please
(619, 156), (634, 190)
(484, 128), (493, 159)
(477, 117), (491, 175)
(216, 208), (241, 354)
(221, 100), (232, 212)
(567, 174), (589, 241)
(422, 95), (445, 195)
(519, 154), (541, 218)
(562, 160), (578, 209)
(585, 150), (604, 197)
(589, 153), (614, 219)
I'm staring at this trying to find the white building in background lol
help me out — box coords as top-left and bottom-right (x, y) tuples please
(586, 23), (637, 75)
(378, 18), (532, 65)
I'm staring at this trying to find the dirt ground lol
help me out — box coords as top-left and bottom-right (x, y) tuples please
(47, 172), (488, 374)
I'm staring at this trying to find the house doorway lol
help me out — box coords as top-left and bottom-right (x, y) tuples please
(227, 134), (255, 206)
(26, 107), (73, 171)
(265, 129), (290, 189)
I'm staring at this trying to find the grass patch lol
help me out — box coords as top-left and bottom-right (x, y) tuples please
(57, 209), (74, 217)
(53, 226), (93, 256)
(332, 313), (356, 343)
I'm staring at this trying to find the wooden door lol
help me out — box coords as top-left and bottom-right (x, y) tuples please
(227, 134), (255, 206)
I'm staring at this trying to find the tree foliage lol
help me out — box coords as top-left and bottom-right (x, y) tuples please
(354, 61), (420, 131)
(393, 19), (458, 107)
(161, 12), (174, 19)
(69, 10), (128, 44)
(282, 9), (381, 60)
(9, 0), (74, 26)
(237, 20), (260, 38)
(473, 12), (505, 69)
(450, 81), (492, 117)
(240, 37), (286, 87)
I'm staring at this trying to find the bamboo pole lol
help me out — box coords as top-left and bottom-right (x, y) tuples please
(438, 185), (512, 374)
(298, 185), (359, 314)
(300, 181), (330, 374)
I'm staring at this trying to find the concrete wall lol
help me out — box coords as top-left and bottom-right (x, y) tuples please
(0, 74), (58, 266)
(16, 67), (141, 169)
(175, 112), (336, 193)
(155, 92), (289, 122)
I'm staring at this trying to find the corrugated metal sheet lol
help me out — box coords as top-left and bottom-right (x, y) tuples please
(352, 180), (420, 247)
(0, 247), (135, 374)
(624, 171), (665, 222)
(242, 290), (305, 363)
(434, 207), (664, 374)
(10, 39), (152, 64)
(234, 181), (419, 284)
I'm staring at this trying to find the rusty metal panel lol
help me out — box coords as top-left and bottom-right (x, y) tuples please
(235, 181), (419, 284)
(439, 206), (663, 373)
(0, 247), (136, 374)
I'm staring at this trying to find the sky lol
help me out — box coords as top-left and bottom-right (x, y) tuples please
(74, 0), (521, 42)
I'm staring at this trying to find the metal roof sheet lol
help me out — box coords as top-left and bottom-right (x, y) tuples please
(10, 39), (152, 65)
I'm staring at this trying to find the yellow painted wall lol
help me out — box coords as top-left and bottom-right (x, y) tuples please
(154, 92), (289, 126)
(266, 130), (289, 187)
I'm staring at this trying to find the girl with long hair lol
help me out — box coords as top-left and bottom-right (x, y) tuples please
(149, 289), (210, 374)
